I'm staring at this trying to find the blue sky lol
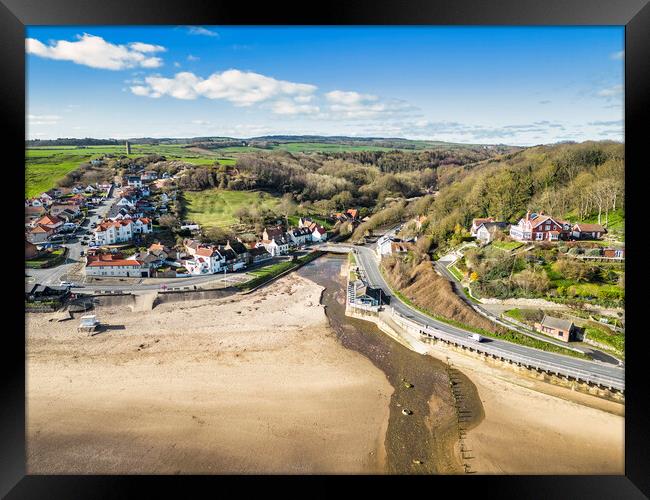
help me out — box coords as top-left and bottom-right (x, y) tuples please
(26, 26), (624, 145)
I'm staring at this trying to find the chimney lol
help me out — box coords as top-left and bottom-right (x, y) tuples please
(539, 210), (544, 216)
(525, 210), (531, 221)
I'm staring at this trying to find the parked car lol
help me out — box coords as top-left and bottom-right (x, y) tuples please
(80, 241), (88, 246)
(59, 281), (73, 287)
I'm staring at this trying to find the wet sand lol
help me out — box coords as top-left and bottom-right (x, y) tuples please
(26, 273), (393, 474)
(425, 340), (625, 474)
(298, 256), (482, 474)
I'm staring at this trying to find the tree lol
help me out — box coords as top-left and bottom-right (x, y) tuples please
(159, 214), (179, 228)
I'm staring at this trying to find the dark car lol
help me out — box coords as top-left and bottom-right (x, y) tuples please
(80, 241), (88, 246)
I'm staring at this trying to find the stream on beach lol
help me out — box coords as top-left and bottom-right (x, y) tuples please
(297, 254), (484, 474)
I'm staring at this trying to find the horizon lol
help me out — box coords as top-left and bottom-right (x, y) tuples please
(26, 26), (624, 146)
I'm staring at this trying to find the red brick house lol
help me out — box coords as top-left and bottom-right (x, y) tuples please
(535, 315), (576, 342)
(509, 211), (572, 242)
(571, 223), (607, 240)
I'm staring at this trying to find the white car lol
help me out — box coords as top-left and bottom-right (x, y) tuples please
(59, 281), (73, 287)
(468, 333), (484, 342)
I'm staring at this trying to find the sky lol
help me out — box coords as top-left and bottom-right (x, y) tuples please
(26, 26), (624, 146)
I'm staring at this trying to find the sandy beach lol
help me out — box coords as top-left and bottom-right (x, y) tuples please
(26, 274), (393, 474)
(425, 341), (625, 474)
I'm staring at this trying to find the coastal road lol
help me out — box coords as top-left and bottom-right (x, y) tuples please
(433, 259), (622, 366)
(353, 244), (624, 389)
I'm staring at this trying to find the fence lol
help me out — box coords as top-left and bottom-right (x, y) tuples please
(388, 308), (624, 392)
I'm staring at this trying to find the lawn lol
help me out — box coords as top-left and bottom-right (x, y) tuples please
(248, 260), (295, 278)
(583, 325), (624, 355)
(492, 240), (524, 252)
(184, 189), (280, 228)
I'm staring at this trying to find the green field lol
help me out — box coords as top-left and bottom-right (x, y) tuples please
(209, 142), (412, 154)
(184, 189), (280, 228)
(25, 145), (230, 198)
(25, 154), (91, 198)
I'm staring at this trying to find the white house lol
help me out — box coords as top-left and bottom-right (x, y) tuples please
(85, 255), (149, 277)
(475, 221), (509, 244)
(309, 224), (327, 242)
(259, 235), (290, 257)
(116, 197), (136, 209)
(126, 176), (143, 188)
(180, 221), (201, 231)
(376, 235), (395, 257)
(182, 245), (225, 275)
(288, 227), (312, 246)
(93, 218), (151, 245)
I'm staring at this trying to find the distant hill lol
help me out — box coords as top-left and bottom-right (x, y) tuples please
(27, 135), (517, 153)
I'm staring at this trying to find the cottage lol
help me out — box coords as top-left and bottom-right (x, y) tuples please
(180, 221), (201, 231)
(249, 246), (272, 264)
(470, 217), (495, 236)
(535, 315), (576, 343)
(260, 235), (290, 256)
(126, 175), (143, 188)
(27, 224), (55, 244)
(93, 218), (152, 245)
(225, 240), (249, 269)
(509, 211), (572, 242)
(308, 223), (327, 242)
(288, 226), (312, 246)
(182, 242), (225, 275)
(263, 225), (286, 241)
(475, 221), (510, 244)
(571, 223), (607, 240)
(85, 253), (150, 278)
(35, 214), (64, 231)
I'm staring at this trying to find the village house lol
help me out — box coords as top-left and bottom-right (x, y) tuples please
(183, 240), (225, 275)
(93, 218), (152, 245)
(260, 234), (291, 257)
(288, 226), (312, 246)
(376, 234), (410, 257)
(571, 223), (607, 240)
(248, 246), (273, 265)
(25, 205), (46, 224)
(141, 171), (158, 182)
(225, 240), (249, 269)
(534, 315), (576, 343)
(308, 222), (328, 242)
(219, 247), (241, 272)
(34, 214), (64, 232)
(475, 221), (510, 244)
(180, 221), (201, 231)
(26, 224), (55, 244)
(126, 175), (143, 188)
(85, 253), (150, 278)
(470, 217), (496, 236)
(50, 204), (81, 218)
(509, 211), (572, 242)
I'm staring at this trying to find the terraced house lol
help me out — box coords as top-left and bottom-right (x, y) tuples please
(93, 217), (152, 245)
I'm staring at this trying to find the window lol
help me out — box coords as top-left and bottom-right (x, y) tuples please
(545, 225), (550, 231)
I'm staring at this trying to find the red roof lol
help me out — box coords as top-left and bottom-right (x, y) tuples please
(36, 214), (63, 226)
(87, 259), (142, 267)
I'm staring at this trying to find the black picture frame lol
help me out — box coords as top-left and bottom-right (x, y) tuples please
(3, 1), (649, 497)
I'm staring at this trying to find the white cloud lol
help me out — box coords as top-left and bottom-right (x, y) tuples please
(610, 50), (624, 60)
(131, 69), (318, 109)
(597, 84), (623, 98)
(269, 100), (320, 115)
(26, 33), (165, 70)
(187, 54), (200, 62)
(28, 114), (61, 125)
(174, 62), (181, 68)
(186, 26), (219, 37)
(324, 89), (417, 119)
(129, 42), (166, 53)
(191, 119), (211, 125)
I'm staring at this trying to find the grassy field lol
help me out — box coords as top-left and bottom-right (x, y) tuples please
(26, 145), (229, 198)
(184, 189), (280, 228)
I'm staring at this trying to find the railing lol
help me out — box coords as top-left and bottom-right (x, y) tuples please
(389, 309), (624, 392)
